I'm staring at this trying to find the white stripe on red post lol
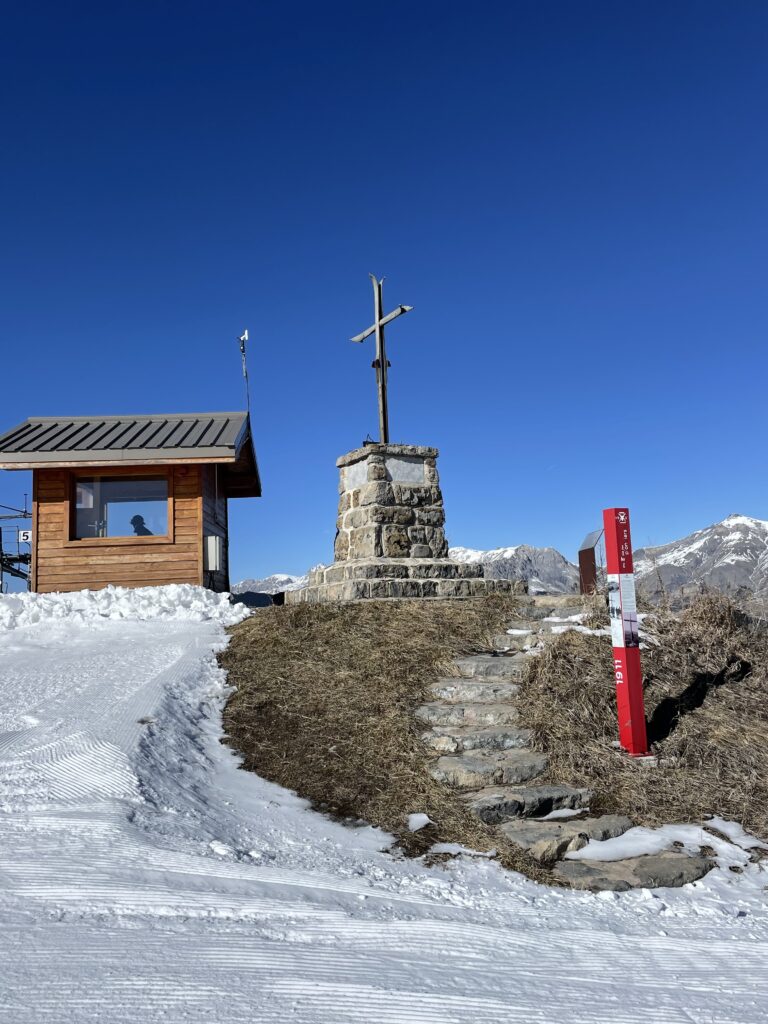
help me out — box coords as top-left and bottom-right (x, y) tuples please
(602, 507), (649, 756)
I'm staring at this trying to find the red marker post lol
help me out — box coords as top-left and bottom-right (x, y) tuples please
(603, 507), (649, 756)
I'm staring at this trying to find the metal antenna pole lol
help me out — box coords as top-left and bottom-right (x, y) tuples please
(238, 330), (251, 415)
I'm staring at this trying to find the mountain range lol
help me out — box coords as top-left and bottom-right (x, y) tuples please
(233, 514), (768, 600)
(231, 573), (308, 596)
(449, 544), (579, 594)
(633, 514), (768, 600)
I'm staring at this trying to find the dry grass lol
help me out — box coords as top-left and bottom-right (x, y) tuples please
(220, 596), (552, 880)
(580, 590), (610, 630)
(518, 592), (768, 839)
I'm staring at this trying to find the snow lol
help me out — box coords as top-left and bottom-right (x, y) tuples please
(566, 825), (680, 861)
(449, 545), (521, 563)
(537, 806), (588, 820)
(707, 817), (768, 852)
(232, 572), (310, 595)
(1, 586), (768, 1022)
(634, 512), (768, 582)
(0, 583), (250, 630)
(721, 514), (768, 531)
(567, 823), (764, 878)
(407, 812), (433, 832)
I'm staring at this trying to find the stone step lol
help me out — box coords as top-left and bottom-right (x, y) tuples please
(422, 724), (533, 754)
(430, 750), (548, 790)
(454, 653), (528, 680)
(463, 784), (593, 824)
(415, 701), (520, 728)
(553, 852), (712, 892)
(429, 678), (520, 703)
(490, 630), (536, 651)
(499, 814), (633, 865)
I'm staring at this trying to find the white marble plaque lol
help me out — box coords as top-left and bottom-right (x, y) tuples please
(385, 456), (425, 483)
(343, 461), (369, 489)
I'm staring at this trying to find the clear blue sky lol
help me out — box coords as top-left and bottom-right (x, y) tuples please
(2, 1), (767, 583)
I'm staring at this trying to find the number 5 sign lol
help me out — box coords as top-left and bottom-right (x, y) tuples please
(603, 507), (649, 756)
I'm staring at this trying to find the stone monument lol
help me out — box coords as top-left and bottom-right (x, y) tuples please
(286, 442), (521, 602)
(285, 276), (525, 603)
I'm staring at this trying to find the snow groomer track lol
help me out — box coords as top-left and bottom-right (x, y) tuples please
(1, 585), (767, 1023)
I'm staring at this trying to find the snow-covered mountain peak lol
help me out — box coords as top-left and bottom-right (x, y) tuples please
(719, 513), (768, 533)
(634, 513), (768, 598)
(449, 543), (578, 594)
(231, 573), (309, 595)
(450, 545), (522, 563)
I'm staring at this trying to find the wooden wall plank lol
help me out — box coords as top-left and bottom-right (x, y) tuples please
(34, 464), (205, 593)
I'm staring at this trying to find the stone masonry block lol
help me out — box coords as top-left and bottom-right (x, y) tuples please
(366, 505), (415, 526)
(435, 579), (473, 598)
(358, 482), (395, 506)
(410, 544), (432, 558)
(336, 443), (438, 468)
(389, 579), (436, 598)
(414, 508), (445, 527)
(334, 531), (350, 561)
(348, 526), (382, 559)
(343, 508), (368, 530)
(391, 483), (435, 507)
(408, 526), (427, 545)
(409, 562), (461, 579)
(381, 526), (411, 558)
(350, 562), (409, 580)
(323, 564), (347, 584)
(425, 527), (449, 557)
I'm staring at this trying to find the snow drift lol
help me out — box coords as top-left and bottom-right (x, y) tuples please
(0, 583), (251, 631)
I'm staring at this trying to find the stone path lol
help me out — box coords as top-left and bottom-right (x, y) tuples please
(417, 596), (713, 891)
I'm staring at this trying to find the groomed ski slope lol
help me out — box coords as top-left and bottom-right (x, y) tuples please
(0, 586), (766, 1024)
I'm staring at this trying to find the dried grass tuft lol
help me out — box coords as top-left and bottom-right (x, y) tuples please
(518, 592), (768, 839)
(580, 590), (610, 630)
(220, 596), (552, 880)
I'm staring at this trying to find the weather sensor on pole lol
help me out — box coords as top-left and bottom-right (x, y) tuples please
(238, 329), (251, 414)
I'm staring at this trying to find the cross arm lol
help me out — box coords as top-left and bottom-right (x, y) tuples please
(349, 305), (413, 343)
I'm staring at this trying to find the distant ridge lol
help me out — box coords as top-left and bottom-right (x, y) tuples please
(634, 513), (768, 599)
(450, 544), (579, 595)
(231, 573), (309, 596)
(232, 515), (768, 600)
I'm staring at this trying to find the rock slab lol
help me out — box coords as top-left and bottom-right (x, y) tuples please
(554, 852), (712, 891)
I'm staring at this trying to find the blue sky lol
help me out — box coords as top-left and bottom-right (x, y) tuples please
(1, 1), (767, 584)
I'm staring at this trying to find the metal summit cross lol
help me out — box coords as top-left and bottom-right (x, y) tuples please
(350, 274), (412, 444)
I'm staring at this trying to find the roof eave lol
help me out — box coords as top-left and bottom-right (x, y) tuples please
(225, 415), (262, 498)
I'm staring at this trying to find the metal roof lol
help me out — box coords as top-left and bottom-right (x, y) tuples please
(0, 412), (261, 497)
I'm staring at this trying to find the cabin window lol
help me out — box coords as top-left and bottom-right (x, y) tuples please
(73, 476), (168, 539)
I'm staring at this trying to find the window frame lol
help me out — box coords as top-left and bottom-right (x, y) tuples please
(64, 468), (175, 546)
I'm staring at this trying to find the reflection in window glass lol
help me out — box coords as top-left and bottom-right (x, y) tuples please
(74, 477), (168, 539)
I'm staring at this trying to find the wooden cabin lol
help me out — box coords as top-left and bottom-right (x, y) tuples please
(0, 412), (261, 594)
